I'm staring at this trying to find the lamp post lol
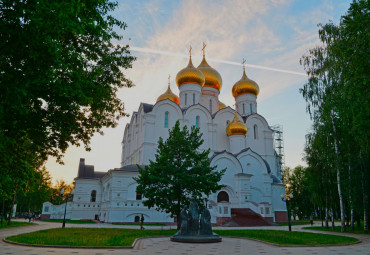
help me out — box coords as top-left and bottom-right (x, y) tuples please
(204, 198), (208, 208)
(281, 193), (293, 231)
(60, 189), (74, 228)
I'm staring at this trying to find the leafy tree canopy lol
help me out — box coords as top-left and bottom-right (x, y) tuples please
(134, 121), (225, 229)
(0, 0), (135, 224)
(0, 0), (135, 162)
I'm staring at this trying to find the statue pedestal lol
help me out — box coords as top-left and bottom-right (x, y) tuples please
(170, 233), (222, 243)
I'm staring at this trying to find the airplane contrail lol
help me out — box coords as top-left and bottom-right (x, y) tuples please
(129, 46), (307, 77)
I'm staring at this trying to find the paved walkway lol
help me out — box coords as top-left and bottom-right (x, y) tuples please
(1, 220), (369, 255)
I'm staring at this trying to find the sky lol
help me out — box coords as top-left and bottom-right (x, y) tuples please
(45, 0), (352, 185)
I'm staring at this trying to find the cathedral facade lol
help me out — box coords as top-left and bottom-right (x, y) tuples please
(42, 49), (287, 224)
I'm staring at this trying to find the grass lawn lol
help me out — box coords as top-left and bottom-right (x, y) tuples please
(277, 221), (311, 226)
(43, 220), (96, 224)
(6, 228), (176, 247)
(6, 228), (359, 247)
(304, 226), (369, 235)
(112, 222), (166, 226)
(214, 229), (358, 245)
(0, 221), (35, 229)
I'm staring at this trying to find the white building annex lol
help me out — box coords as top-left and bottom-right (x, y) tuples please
(42, 47), (288, 225)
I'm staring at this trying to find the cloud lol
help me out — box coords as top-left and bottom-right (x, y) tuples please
(144, 0), (286, 58)
(45, 0), (349, 183)
(123, 0), (294, 109)
(129, 46), (306, 76)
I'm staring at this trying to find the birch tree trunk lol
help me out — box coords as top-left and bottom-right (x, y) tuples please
(331, 110), (345, 232)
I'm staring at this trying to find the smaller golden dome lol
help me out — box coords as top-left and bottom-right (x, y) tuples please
(156, 80), (179, 105)
(232, 67), (259, 98)
(176, 56), (205, 87)
(226, 111), (247, 136)
(197, 56), (222, 91)
(218, 100), (226, 110)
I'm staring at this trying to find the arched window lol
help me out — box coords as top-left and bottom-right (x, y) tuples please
(217, 191), (229, 203)
(164, 111), (169, 128)
(192, 93), (195, 105)
(185, 93), (188, 105)
(243, 104), (245, 115)
(254, 124), (258, 139)
(209, 99), (212, 113)
(250, 104), (252, 114)
(90, 190), (96, 202)
(134, 216), (140, 222)
(195, 116), (200, 128)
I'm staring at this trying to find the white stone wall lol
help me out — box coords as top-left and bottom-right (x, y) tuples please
(236, 94), (257, 116)
(179, 83), (202, 108)
(200, 87), (219, 115)
(213, 107), (234, 152)
(183, 104), (213, 151)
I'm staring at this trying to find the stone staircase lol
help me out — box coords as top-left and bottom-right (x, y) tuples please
(223, 208), (273, 227)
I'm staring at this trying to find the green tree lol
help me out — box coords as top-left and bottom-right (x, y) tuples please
(304, 122), (341, 229)
(300, 0), (369, 232)
(135, 121), (225, 229)
(300, 23), (346, 231)
(0, 134), (41, 225)
(0, 0), (135, 223)
(16, 167), (53, 214)
(50, 179), (74, 205)
(337, 0), (369, 233)
(284, 166), (313, 220)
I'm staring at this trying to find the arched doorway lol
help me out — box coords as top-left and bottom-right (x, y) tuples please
(134, 215), (140, 222)
(217, 191), (229, 203)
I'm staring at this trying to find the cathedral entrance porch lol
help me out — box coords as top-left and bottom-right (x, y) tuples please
(217, 208), (274, 227)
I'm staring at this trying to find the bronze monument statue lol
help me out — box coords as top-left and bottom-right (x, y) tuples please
(171, 198), (222, 243)
(179, 206), (190, 235)
(200, 206), (212, 235)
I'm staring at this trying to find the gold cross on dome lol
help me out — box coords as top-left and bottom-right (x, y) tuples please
(168, 74), (171, 84)
(189, 46), (192, 57)
(242, 58), (246, 68)
(202, 42), (207, 56)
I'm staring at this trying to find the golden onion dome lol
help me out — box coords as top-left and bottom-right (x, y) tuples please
(226, 111), (247, 136)
(197, 55), (222, 91)
(218, 100), (227, 110)
(156, 80), (180, 105)
(176, 56), (205, 87)
(232, 67), (259, 98)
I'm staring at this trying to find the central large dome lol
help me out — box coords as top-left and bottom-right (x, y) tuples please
(197, 56), (222, 91)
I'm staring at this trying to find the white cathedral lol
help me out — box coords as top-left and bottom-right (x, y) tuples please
(42, 48), (288, 225)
